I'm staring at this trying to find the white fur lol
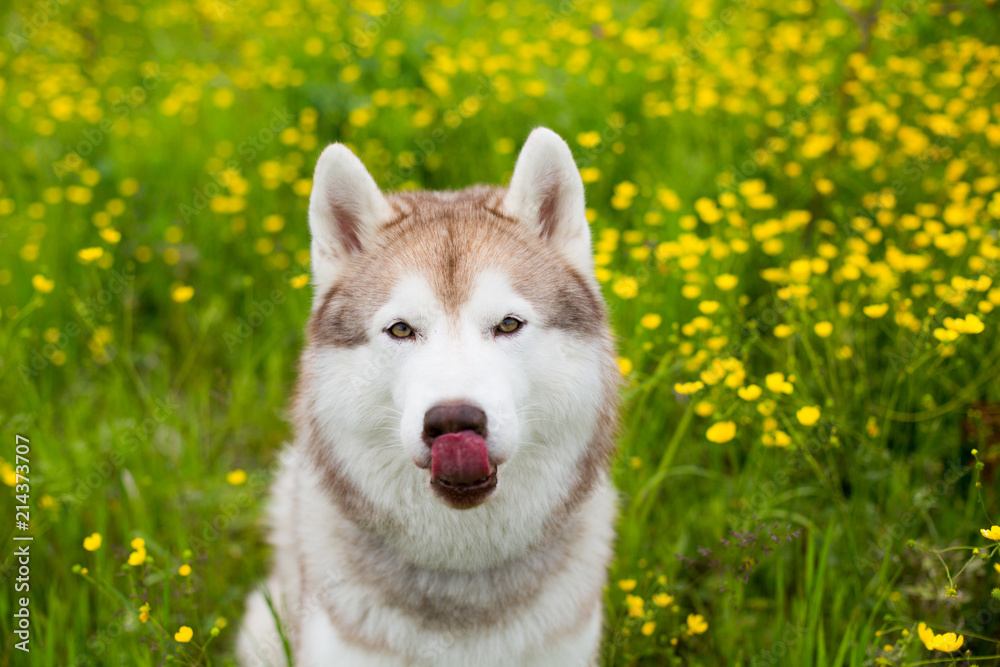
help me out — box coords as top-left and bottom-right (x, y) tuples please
(238, 131), (616, 666)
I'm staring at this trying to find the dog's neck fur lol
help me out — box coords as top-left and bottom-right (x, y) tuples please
(289, 417), (610, 639)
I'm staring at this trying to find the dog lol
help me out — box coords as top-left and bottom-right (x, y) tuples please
(236, 128), (621, 667)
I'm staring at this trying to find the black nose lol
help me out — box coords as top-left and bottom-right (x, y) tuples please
(423, 403), (488, 444)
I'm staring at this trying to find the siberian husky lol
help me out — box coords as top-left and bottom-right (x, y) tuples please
(237, 128), (621, 667)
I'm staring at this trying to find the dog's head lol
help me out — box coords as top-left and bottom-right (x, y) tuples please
(299, 128), (618, 529)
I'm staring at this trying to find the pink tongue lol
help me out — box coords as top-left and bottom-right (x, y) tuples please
(431, 431), (491, 484)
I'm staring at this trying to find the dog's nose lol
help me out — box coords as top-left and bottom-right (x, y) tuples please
(423, 403), (487, 443)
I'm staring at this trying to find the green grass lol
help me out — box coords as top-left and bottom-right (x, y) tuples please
(2, 0), (1000, 664)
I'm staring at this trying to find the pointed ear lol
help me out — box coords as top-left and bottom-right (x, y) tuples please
(308, 143), (392, 293)
(502, 128), (592, 275)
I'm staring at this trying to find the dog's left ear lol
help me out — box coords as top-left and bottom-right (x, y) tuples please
(502, 128), (592, 276)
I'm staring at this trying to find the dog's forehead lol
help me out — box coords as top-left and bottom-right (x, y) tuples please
(308, 186), (605, 347)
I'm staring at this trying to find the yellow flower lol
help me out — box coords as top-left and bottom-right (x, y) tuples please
(917, 622), (964, 652)
(613, 277), (639, 299)
(764, 372), (794, 394)
(625, 594), (644, 618)
(714, 274), (739, 291)
(706, 421), (736, 444)
(78, 247), (104, 262)
(652, 593), (674, 607)
(957, 314), (984, 334)
(686, 614), (708, 634)
(863, 303), (890, 318)
(617, 357), (633, 375)
(171, 285), (195, 303)
(618, 579), (637, 592)
(699, 300), (720, 315)
(796, 406), (821, 426)
(174, 626), (193, 643)
(640, 313), (662, 329)
(694, 401), (716, 417)
(814, 321), (833, 338)
(290, 274), (310, 289)
(981, 525), (1000, 541)
(83, 533), (102, 551)
(674, 381), (704, 396)
(178, 564), (192, 576)
(1, 462), (17, 486)
(100, 228), (122, 243)
(227, 469), (247, 485)
(576, 131), (602, 148)
(641, 621), (656, 636)
(774, 324), (794, 339)
(738, 385), (762, 401)
(32, 274), (55, 293)
(263, 214), (285, 233)
(934, 328), (960, 342)
(138, 603), (150, 623)
(127, 538), (147, 566)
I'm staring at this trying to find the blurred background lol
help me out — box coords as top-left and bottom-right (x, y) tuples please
(1, 0), (1000, 664)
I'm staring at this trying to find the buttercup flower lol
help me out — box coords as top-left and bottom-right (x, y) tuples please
(981, 526), (1000, 541)
(640, 313), (662, 329)
(625, 594), (644, 618)
(706, 421), (736, 443)
(917, 622), (964, 652)
(174, 626), (193, 643)
(764, 373), (794, 394)
(653, 593), (674, 607)
(127, 538), (147, 566)
(863, 303), (890, 318)
(32, 274), (55, 293)
(796, 406), (821, 426)
(686, 614), (708, 635)
(171, 285), (195, 303)
(227, 469), (247, 485)
(83, 533), (102, 551)
(674, 381), (704, 395)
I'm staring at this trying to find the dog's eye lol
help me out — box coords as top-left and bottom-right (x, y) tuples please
(496, 317), (522, 334)
(388, 322), (414, 339)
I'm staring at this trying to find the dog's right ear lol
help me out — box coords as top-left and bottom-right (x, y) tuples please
(308, 143), (392, 294)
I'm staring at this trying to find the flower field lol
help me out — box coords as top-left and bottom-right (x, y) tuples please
(2, 0), (1000, 664)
